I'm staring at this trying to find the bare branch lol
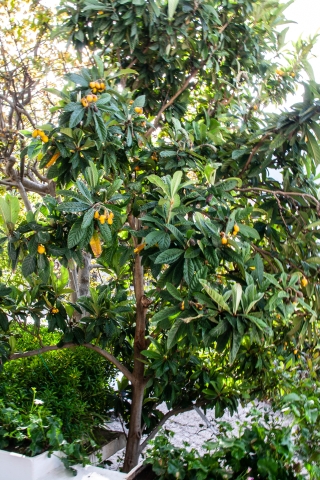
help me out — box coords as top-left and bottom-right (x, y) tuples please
(139, 401), (207, 453)
(9, 342), (135, 384)
(237, 187), (320, 213)
(146, 68), (199, 137)
(239, 134), (270, 177)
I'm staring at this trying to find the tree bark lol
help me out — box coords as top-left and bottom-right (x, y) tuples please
(123, 252), (147, 473)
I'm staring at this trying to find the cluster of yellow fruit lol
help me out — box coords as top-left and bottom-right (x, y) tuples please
(134, 107), (143, 114)
(89, 80), (105, 93)
(51, 307), (59, 314)
(94, 210), (114, 225)
(81, 94), (98, 108)
(301, 277), (308, 287)
(220, 224), (240, 245)
(276, 68), (295, 78)
(37, 244), (46, 254)
(232, 224), (240, 236)
(32, 129), (49, 143)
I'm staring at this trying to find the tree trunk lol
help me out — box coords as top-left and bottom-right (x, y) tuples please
(123, 253), (147, 473)
(123, 380), (145, 472)
(70, 251), (91, 321)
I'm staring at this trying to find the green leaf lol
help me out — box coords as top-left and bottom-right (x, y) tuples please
(170, 171), (182, 198)
(167, 318), (183, 349)
(147, 175), (170, 196)
(0, 195), (17, 226)
(68, 219), (86, 248)
(85, 161), (99, 188)
(99, 223), (112, 244)
(151, 306), (181, 326)
(164, 224), (185, 246)
(166, 282), (183, 301)
(22, 255), (36, 277)
(133, 95), (145, 108)
(145, 230), (169, 249)
(76, 180), (93, 203)
(94, 114), (107, 142)
(69, 108), (85, 128)
(93, 55), (104, 77)
(199, 280), (231, 313)
(155, 249), (184, 265)
(306, 129), (320, 165)
(231, 283), (242, 315)
(141, 350), (162, 360)
(57, 202), (90, 212)
(82, 208), (94, 229)
(168, 0), (179, 20)
(0, 312), (9, 332)
(0, 285), (12, 296)
(239, 225), (260, 239)
(66, 73), (88, 87)
(229, 329), (242, 364)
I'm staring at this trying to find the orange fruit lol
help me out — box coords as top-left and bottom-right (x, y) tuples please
(37, 244), (46, 254)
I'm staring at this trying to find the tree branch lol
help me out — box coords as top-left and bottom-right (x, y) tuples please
(239, 134), (270, 177)
(9, 342), (135, 384)
(146, 68), (199, 137)
(17, 181), (33, 211)
(138, 401), (207, 453)
(237, 187), (320, 213)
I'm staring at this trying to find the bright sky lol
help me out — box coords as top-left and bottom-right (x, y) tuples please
(285, 0), (320, 81)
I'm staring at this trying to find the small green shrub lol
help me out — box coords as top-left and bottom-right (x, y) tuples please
(145, 410), (304, 480)
(0, 328), (117, 443)
(0, 388), (94, 468)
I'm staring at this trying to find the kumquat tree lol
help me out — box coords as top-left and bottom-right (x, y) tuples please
(1, 0), (320, 474)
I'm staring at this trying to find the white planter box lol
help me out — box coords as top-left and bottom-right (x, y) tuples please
(0, 449), (63, 480)
(89, 431), (126, 465)
(0, 431), (126, 480)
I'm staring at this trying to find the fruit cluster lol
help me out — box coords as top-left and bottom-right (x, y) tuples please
(81, 94), (98, 108)
(276, 68), (295, 78)
(51, 307), (59, 314)
(89, 80), (105, 93)
(94, 210), (114, 225)
(32, 129), (49, 143)
(134, 107), (143, 114)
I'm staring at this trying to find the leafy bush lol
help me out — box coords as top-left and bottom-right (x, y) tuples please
(280, 378), (320, 479)
(145, 409), (305, 480)
(0, 329), (116, 443)
(0, 388), (94, 468)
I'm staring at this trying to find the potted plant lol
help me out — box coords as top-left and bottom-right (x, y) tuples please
(0, 390), (126, 480)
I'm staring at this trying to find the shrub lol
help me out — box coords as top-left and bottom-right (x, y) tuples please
(145, 409), (305, 480)
(0, 328), (117, 442)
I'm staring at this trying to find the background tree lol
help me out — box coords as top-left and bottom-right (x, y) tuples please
(0, 0), (320, 473)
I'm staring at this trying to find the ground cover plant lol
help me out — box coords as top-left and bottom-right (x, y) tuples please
(0, 0), (320, 473)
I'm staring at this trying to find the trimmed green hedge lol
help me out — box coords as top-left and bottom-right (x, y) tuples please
(0, 329), (117, 441)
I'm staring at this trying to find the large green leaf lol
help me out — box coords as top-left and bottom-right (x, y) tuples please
(57, 202), (90, 212)
(167, 318), (184, 349)
(231, 283), (242, 315)
(155, 248), (184, 265)
(68, 220), (86, 248)
(229, 329), (242, 364)
(147, 175), (170, 196)
(94, 114), (107, 142)
(199, 280), (231, 313)
(69, 107), (85, 128)
(22, 255), (36, 277)
(170, 171), (182, 198)
(0, 312), (9, 332)
(166, 282), (183, 301)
